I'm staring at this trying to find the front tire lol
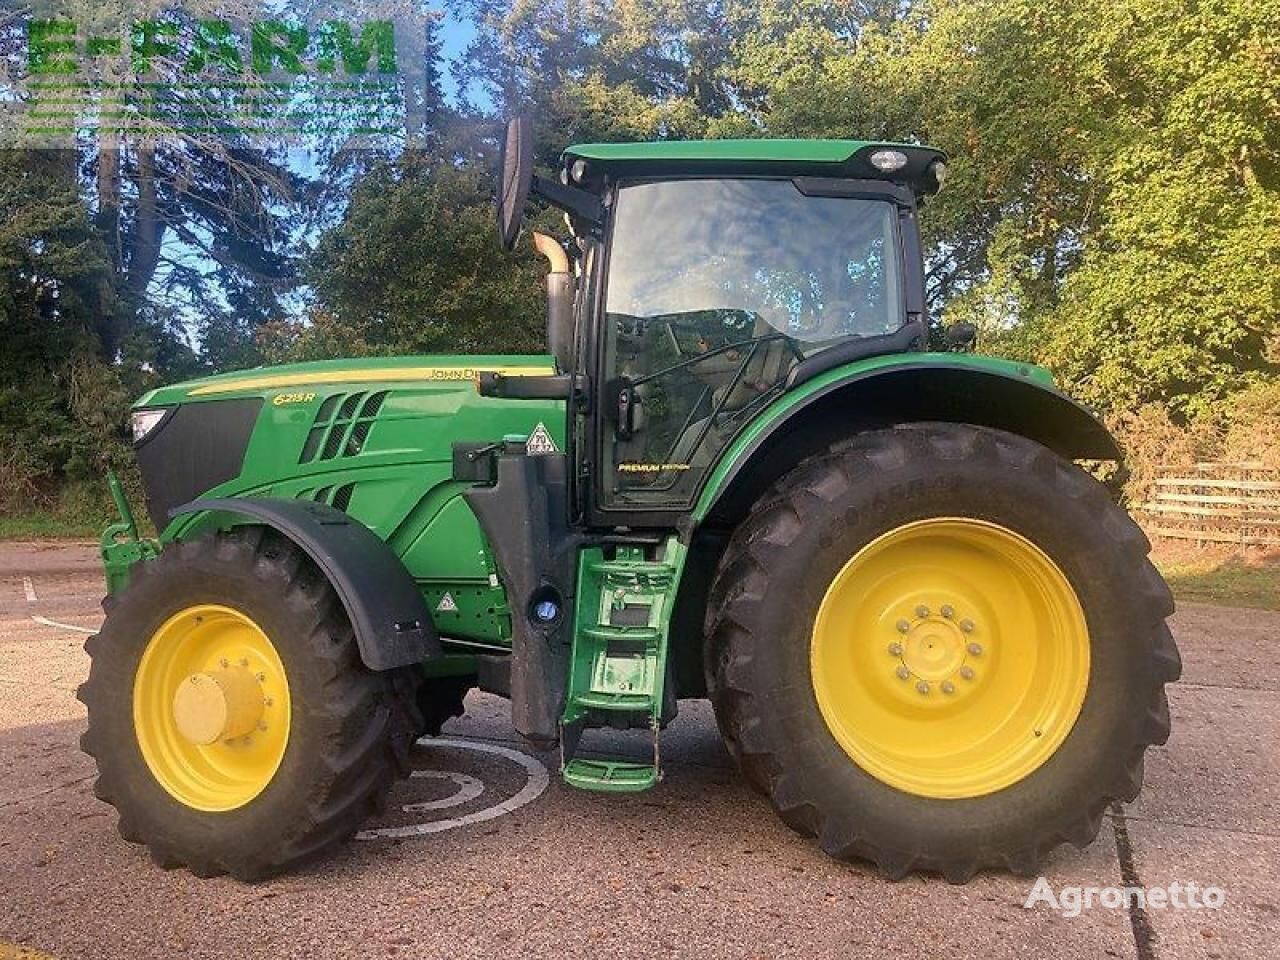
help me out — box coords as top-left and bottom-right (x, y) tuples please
(79, 527), (420, 880)
(705, 423), (1180, 881)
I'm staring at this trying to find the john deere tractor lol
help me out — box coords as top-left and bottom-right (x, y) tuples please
(80, 118), (1179, 882)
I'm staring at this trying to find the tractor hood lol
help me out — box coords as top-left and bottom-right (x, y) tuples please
(128, 354), (562, 535)
(135, 355), (556, 407)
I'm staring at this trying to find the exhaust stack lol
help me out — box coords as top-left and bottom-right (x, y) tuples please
(533, 232), (573, 372)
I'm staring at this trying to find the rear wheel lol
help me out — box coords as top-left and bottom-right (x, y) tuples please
(79, 527), (421, 880)
(705, 423), (1180, 881)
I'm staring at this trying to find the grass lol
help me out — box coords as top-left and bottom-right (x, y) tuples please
(0, 481), (119, 540)
(1152, 542), (1280, 610)
(0, 509), (103, 540)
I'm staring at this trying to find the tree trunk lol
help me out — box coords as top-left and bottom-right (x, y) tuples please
(125, 144), (163, 301)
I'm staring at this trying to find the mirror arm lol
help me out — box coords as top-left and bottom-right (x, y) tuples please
(477, 372), (590, 409)
(531, 175), (604, 226)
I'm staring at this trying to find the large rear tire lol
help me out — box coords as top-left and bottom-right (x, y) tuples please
(79, 527), (421, 880)
(705, 423), (1180, 882)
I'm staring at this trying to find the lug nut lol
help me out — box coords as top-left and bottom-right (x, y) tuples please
(255, 672), (266, 682)
(916, 681), (930, 695)
(239, 657), (249, 667)
(941, 605), (954, 619)
(915, 605), (930, 618)
(263, 697), (273, 707)
(960, 619), (975, 633)
(896, 619), (910, 634)
(258, 722), (268, 732)
(219, 658), (229, 668)
(941, 680), (956, 695)
(960, 666), (975, 680)
(888, 642), (904, 656)
(896, 665), (910, 681)
(967, 642), (983, 656)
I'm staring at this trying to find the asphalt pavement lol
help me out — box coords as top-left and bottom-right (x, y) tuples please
(0, 540), (1276, 959)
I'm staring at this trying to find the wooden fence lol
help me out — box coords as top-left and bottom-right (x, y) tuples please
(1139, 462), (1280, 547)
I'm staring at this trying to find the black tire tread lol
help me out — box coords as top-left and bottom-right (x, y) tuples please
(704, 423), (1180, 881)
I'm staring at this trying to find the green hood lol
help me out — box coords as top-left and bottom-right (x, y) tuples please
(136, 355), (557, 407)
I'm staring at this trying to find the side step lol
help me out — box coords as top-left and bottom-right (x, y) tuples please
(558, 537), (685, 793)
(563, 758), (659, 793)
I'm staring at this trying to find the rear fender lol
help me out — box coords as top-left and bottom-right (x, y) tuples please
(694, 354), (1120, 529)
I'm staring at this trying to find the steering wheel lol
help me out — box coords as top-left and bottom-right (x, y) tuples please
(659, 309), (760, 358)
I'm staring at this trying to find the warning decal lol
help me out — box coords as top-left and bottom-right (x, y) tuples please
(526, 422), (558, 455)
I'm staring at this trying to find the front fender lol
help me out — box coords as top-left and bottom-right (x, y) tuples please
(169, 497), (440, 670)
(694, 353), (1119, 526)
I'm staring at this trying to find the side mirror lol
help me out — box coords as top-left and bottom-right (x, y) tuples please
(497, 116), (534, 251)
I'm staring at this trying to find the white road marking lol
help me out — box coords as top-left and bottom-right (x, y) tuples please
(401, 770), (485, 812)
(22, 576), (37, 602)
(356, 737), (549, 840)
(31, 615), (97, 635)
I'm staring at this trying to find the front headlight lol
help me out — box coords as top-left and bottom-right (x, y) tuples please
(130, 408), (169, 444)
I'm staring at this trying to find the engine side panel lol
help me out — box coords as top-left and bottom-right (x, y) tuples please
(148, 358), (565, 647)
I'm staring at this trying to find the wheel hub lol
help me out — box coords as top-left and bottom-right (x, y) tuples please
(133, 604), (291, 811)
(892, 606), (982, 694)
(171, 668), (265, 745)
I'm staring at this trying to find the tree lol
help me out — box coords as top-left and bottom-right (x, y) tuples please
(292, 152), (548, 358)
(0, 148), (197, 509)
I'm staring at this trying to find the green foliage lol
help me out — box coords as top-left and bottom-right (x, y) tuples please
(1, 2), (311, 520)
(1010, 0), (1280, 421)
(1157, 548), (1280, 610)
(292, 155), (548, 358)
(0, 150), (121, 510)
(0, 146), (204, 518)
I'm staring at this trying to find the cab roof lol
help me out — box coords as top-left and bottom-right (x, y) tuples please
(562, 138), (947, 193)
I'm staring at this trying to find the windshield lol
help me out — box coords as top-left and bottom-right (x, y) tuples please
(600, 178), (905, 510)
(606, 178), (904, 345)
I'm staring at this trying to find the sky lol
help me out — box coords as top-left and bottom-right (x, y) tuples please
(438, 8), (480, 108)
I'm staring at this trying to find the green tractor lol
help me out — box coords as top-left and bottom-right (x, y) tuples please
(80, 118), (1179, 882)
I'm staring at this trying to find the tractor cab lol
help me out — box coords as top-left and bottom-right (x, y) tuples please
(493, 118), (947, 523)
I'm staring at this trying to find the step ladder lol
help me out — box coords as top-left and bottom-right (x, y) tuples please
(559, 537), (686, 793)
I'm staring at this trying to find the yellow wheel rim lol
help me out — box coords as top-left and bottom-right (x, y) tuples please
(810, 518), (1089, 799)
(133, 604), (291, 812)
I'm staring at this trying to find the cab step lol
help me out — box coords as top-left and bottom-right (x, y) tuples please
(586, 560), (674, 588)
(558, 536), (686, 793)
(562, 758), (658, 793)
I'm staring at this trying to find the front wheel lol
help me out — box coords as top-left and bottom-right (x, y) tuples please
(705, 423), (1180, 882)
(79, 527), (421, 880)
